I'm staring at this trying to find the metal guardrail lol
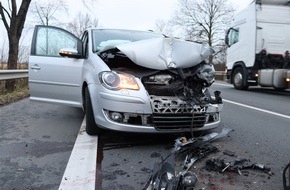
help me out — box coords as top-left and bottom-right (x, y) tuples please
(0, 69), (226, 81)
(0, 70), (29, 81)
(215, 71), (225, 75)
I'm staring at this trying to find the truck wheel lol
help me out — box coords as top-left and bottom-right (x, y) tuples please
(85, 87), (102, 135)
(233, 67), (248, 90)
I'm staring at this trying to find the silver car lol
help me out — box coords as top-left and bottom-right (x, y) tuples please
(29, 25), (223, 135)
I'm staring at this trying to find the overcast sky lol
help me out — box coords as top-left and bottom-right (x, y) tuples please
(0, 0), (252, 47)
(69, 0), (253, 30)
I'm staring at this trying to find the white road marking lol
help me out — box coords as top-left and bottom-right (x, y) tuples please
(223, 98), (290, 119)
(213, 82), (290, 119)
(59, 117), (98, 190)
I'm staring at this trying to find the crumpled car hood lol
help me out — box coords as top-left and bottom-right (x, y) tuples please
(115, 37), (214, 70)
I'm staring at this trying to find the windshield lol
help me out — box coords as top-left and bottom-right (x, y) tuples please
(92, 29), (164, 52)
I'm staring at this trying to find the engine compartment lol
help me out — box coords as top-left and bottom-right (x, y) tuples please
(98, 47), (222, 130)
(99, 50), (221, 105)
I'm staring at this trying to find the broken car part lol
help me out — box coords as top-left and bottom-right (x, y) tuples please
(223, 149), (236, 157)
(173, 127), (233, 154)
(113, 37), (214, 70)
(143, 128), (233, 190)
(283, 162), (290, 190)
(204, 158), (273, 176)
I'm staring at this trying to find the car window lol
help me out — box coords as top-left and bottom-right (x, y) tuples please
(35, 27), (78, 56)
(92, 29), (164, 52)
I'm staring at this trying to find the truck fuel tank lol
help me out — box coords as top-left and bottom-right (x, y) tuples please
(258, 69), (290, 89)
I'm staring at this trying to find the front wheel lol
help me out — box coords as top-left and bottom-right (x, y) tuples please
(232, 67), (249, 90)
(85, 87), (102, 135)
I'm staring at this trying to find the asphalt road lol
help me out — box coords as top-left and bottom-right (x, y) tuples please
(0, 82), (289, 190)
(0, 99), (84, 190)
(206, 83), (290, 189)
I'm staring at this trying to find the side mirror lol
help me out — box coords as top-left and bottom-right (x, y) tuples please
(225, 28), (231, 46)
(59, 48), (82, 58)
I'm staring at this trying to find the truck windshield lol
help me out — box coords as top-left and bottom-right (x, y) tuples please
(92, 29), (164, 52)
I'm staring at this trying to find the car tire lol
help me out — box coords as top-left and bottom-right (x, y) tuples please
(232, 67), (249, 90)
(85, 87), (102, 135)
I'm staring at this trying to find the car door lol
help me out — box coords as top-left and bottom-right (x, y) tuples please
(29, 25), (84, 107)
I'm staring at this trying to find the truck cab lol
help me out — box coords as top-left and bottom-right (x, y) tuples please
(225, 0), (290, 90)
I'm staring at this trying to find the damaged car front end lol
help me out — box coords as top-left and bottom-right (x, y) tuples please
(90, 29), (223, 133)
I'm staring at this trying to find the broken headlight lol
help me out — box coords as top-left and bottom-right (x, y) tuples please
(196, 64), (215, 86)
(99, 71), (140, 90)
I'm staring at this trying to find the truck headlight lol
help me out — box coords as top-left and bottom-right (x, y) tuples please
(99, 71), (140, 90)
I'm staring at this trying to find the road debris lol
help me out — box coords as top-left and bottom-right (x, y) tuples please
(283, 162), (290, 190)
(204, 158), (273, 176)
(143, 128), (233, 190)
(223, 149), (236, 157)
(143, 127), (274, 189)
(16, 168), (25, 172)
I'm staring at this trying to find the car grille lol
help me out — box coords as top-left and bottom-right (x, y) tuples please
(152, 113), (207, 130)
(150, 96), (207, 131)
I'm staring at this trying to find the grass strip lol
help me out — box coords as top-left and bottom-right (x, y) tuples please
(0, 87), (30, 106)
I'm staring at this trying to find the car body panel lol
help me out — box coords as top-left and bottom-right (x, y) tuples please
(29, 25), (84, 107)
(116, 37), (214, 70)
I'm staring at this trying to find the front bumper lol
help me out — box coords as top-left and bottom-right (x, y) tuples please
(89, 84), (223, 133)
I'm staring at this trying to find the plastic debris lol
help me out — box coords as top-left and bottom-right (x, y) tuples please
(223, 149), (236, 157)
(143, 128), (233, 190)
(283, 162), (290, 190)
(204, 158), (273, 176)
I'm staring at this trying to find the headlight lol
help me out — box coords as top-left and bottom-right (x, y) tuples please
(99, 71), (140, 90)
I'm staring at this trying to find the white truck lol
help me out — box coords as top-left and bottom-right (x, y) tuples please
(225, 0), (290, 90)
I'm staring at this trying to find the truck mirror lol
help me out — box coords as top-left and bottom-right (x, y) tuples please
(225, 29), (231, 46)
(225, 34), (229, 46)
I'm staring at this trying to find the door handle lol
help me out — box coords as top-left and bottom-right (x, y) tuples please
(31, 64), (41, 70)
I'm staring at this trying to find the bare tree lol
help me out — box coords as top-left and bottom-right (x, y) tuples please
(81, 0), (98, 11)
(0, 0), (31, 92)
(29, 0), (67, 26)
(153, 19), (175, 37)
(0, 39), (8, 66)
(171, 0), (234, 61)
(18, 44), (30, 65)
(66, 12), (98, 38)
